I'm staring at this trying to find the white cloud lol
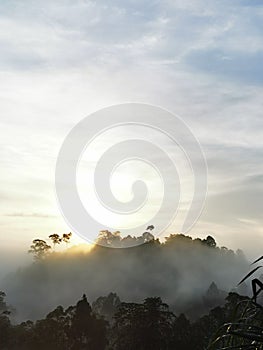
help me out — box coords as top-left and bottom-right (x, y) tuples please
(0, 0), (262, 258)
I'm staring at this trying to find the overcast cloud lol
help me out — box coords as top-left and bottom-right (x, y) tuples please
(0, 0), (262, 263)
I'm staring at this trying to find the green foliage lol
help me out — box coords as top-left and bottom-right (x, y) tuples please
(208, 257), (263, 350)
(208, 297), (263, 349)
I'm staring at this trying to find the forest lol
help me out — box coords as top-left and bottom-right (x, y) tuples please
(0, 231), (263, 349)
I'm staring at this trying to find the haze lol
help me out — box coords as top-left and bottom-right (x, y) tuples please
(0, 0), (262, 280)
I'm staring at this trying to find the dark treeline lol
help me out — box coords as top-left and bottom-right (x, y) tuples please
(1, 231), (262, 349)
(2, 232), (250, 322)
(0, 289), (261, 350)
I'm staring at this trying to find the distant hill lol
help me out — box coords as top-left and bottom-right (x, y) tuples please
(2, 233), (249, 321)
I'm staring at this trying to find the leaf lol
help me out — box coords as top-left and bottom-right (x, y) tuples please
(251, 256), (263, 265)
(238, 266), (262, 285)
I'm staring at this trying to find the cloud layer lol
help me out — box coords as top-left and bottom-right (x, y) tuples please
(0, 0), (262, 259)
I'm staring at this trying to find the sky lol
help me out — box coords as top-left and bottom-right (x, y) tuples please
(0, 0), (263, 268)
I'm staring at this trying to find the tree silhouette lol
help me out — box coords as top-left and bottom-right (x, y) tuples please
(69, 294), (108, 350)
(202, 235), (217, 248)
(0, 291), (11, 349)
(62, 232), (72, 246)
(172, 313), (192, 350)
(2, 288), (262, 350)
(28, 239), (51, 260)
(92, 292), (121, 322)
(112, 297), (175, 350)
(49, 234), (62, 249)
(96, 230), (122, 247)
(203, 282), (227, 308)
(32, 309), (67, 350)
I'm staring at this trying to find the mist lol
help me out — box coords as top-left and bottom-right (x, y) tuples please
(1, 232), (250, 322)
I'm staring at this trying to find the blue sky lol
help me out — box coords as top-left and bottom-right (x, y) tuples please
(0, 0), (262, 264)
